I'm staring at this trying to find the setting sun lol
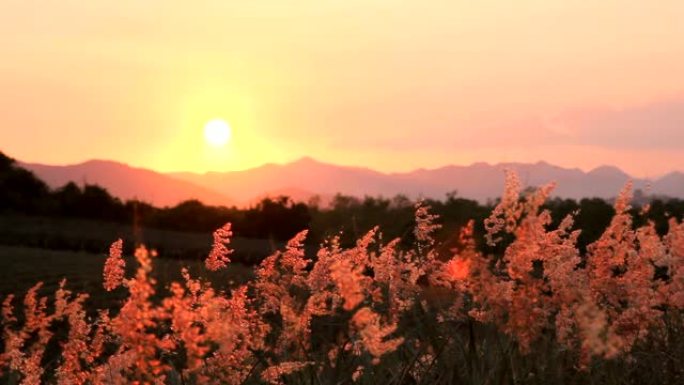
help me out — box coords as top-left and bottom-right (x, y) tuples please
(204, 119), (232, 147)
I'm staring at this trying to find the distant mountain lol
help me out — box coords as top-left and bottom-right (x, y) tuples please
(21, 160), (233, 207)
(653, 172), (684, 198)
(20, 157), (684, 208)
(172, 158), (684, 204)
(171, 157), (395, 205)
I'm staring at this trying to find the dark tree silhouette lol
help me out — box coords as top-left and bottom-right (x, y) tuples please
(243, 196), (311, 241)
(0, 152), (52, 214)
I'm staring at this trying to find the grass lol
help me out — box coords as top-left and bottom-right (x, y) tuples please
(2, 245), (683, 384)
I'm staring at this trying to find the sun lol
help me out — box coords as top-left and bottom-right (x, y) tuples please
(204, 119), (232, 147)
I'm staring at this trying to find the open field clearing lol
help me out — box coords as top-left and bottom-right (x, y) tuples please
(0, 245), (253, 311)
(0, 215), (282, 263)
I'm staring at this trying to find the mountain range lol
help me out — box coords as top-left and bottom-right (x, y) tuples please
(21, 160), (233, 207)
(20, 157), (684, 208)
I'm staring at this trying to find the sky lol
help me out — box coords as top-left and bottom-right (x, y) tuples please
(1, 0), (683, 177)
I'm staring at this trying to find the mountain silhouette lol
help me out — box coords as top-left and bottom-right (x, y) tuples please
(21, 157), (684, 207)
(21, 159), (233, 207)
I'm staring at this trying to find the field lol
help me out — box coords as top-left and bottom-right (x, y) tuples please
(0, 215), (284, 263)
(0, 246), (253, 312)
(1, 176), (684, 385)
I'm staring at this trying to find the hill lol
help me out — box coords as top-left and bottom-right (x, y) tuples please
(173, 158), (684, 204)
(21, 160), (233, 207)
(20, 157), (684, 206)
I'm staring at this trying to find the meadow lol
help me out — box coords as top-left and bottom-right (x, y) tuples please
(1, 173), (684, 385)
(0, 246), (253, 313)
(0, 215), (283, 264)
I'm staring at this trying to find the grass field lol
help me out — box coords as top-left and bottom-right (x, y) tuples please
(0, 215), (285, 263)
(2, 182), (684, 384)
(0, 245), (253, 311)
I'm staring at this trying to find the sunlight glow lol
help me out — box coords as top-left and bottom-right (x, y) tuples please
(204, 119), (232, 147)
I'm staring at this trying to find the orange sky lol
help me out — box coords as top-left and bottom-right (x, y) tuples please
(1, 0), (683, 177)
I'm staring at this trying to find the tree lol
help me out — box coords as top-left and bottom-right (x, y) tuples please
(0, 151), (52, 214)
(243, 196), (311, 240)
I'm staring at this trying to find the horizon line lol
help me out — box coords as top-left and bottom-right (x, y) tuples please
(14, 152), (683, 181)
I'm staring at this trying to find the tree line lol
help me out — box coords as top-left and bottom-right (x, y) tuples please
(2, 151), (684, 253)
